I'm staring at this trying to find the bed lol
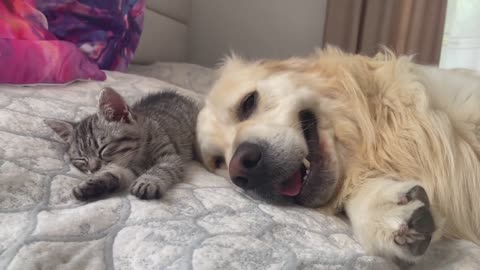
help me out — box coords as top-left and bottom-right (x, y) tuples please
(1, 64), (480, 270)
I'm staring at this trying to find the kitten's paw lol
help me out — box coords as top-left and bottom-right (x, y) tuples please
(72, 173), (119, 201)
(130, 177), (163, 200)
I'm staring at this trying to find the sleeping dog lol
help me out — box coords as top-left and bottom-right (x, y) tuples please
(195, 47), (480, 265)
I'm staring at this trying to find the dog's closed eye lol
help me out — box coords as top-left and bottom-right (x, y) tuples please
(238, 91), (258, 121)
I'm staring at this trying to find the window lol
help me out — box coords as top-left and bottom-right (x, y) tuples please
(440, 0), (480, 70)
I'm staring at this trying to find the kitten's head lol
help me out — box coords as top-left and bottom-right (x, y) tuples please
(45, 87), (141, 173)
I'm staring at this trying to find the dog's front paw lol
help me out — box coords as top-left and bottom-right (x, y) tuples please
(394, 186), (435, 258)
(386, 184), (437, 264)
(348, 180), (439, 267)
(130, 176), (164, 200)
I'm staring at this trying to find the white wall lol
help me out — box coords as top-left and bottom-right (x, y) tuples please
(188, 0), (327, 67)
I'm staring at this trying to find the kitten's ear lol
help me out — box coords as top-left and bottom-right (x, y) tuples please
(98, 87), (133, 123)
(44, 119), (74, 142)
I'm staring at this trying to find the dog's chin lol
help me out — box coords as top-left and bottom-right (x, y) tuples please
(244, 152), (338, 208)
(293, 160), (338, 207)
(244, 110), (339, 208)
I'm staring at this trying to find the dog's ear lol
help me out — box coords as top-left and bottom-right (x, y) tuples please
(97, 87), (134, 123)
(44, 119), (75, 143)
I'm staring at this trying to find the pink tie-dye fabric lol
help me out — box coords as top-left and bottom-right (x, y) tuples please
(0, 0), (145, 85)
(0, 0), (54, 40)
(0, 39), (106, 84)
(0, 0), (106, 84)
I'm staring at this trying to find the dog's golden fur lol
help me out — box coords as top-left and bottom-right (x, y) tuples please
(196, 46), (480, 261)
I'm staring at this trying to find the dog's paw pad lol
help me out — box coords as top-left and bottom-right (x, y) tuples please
(398, 185), (429, 208)
(394, 206), (435, 256)
(406, 185), (430, 208)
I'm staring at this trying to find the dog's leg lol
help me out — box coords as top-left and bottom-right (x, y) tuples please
(345, 177), (443, 266)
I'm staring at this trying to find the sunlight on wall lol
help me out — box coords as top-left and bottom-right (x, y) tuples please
(440, 0), (480, 70)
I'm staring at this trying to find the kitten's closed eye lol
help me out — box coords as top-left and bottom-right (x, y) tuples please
(99, 137), (139, 160)
(71, 158), (88, 172)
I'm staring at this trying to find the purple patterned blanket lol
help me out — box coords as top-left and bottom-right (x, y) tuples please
(0, 0), (145, 85)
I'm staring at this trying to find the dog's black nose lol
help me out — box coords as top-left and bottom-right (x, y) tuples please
(229, 142), (263, 189)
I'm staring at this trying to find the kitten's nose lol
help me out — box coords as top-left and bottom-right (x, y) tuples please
(88, 159), (101, 173)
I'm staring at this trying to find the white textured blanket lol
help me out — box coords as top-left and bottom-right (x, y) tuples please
(1, 67), (480, 270)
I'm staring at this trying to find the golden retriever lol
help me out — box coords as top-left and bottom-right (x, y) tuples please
(195, 46), (480, 265)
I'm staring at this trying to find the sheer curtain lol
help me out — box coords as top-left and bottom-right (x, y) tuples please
(439, 0), (480, 71)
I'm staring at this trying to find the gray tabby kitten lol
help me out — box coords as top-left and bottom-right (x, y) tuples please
(45, 87), (200, 201)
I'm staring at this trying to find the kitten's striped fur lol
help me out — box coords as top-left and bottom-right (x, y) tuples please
(45, 87), (200, 201)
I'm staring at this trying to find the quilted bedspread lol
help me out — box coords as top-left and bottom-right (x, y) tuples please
(1, 66), (480, 270)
